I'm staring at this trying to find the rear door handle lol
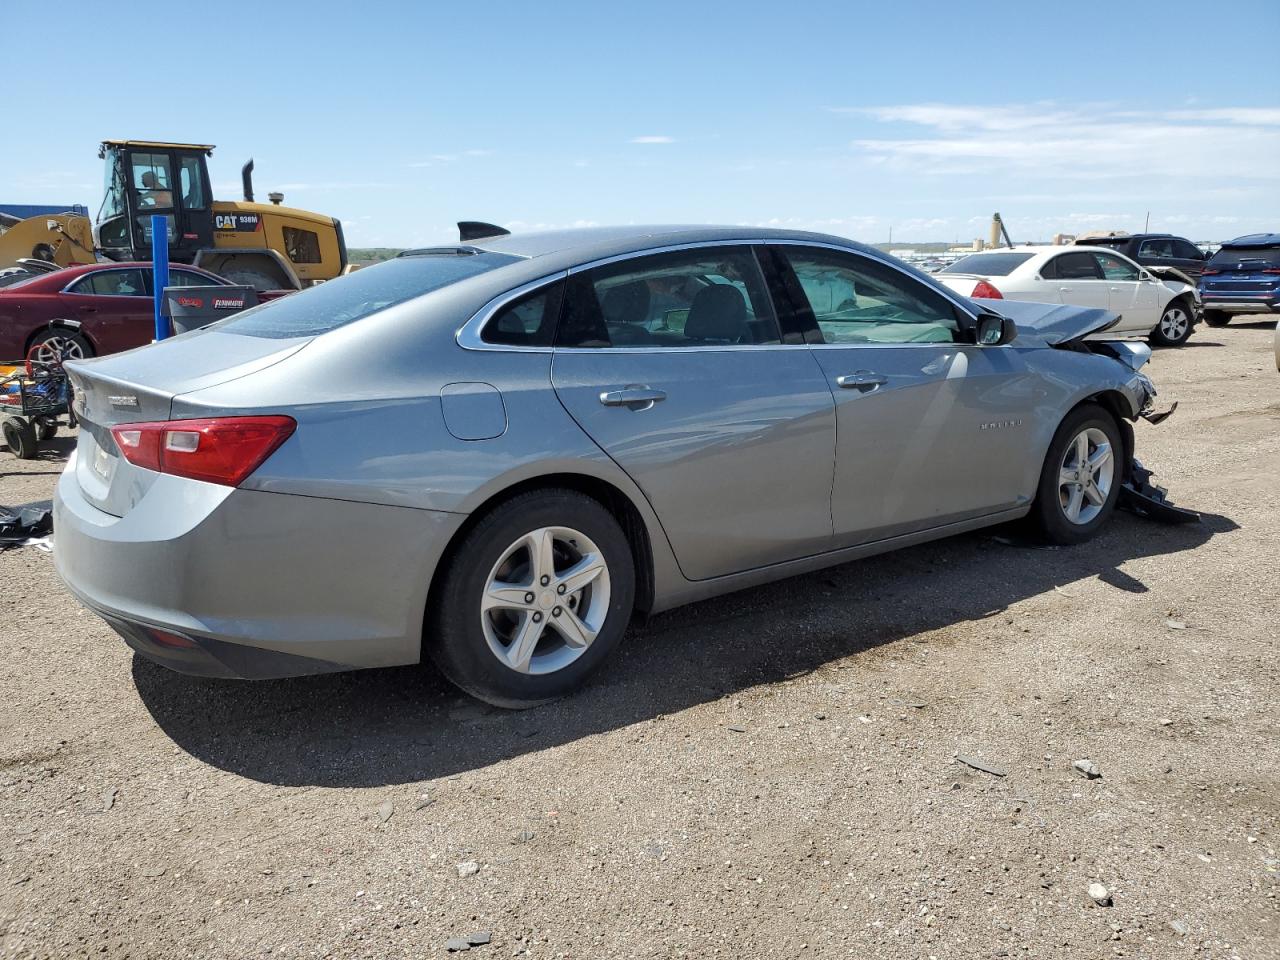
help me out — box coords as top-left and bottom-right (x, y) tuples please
(836, 372), (887, 392)
(599, 386), (667, 409)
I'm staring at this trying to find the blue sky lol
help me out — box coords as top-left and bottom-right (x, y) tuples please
(4, 0), (1278, 247)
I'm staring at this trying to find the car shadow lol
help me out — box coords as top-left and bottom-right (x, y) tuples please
(0, 433), (75, 477)
(133, 509), (1235, 788)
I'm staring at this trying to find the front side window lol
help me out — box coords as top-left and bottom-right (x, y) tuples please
(1045, 252), (1102, 280)
(557, 247), (780, 348)
(1173, 239), (1204, 260)
(68, 269), (147, 296)
(282, 226), (322, 264)
(131, 152), (174, 209)
(1094, 252), (1139, 281)
(781, 248), (960, 345)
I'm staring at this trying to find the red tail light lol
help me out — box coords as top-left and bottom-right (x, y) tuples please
(971, 280), (1003, 299)
(1263, 268), (1280, 275)
(111, 416), (296, 487)
(1201, 268), (1220, 275)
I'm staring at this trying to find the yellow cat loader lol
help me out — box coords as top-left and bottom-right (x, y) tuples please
(1, 141), (349, 290)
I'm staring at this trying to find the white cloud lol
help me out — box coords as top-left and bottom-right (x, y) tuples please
(629, 136), (675, 144)
(843, 102), (1280, 181)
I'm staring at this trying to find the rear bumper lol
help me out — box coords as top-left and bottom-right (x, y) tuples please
(1199, 296), (1280, 314)
(53, 453), (465, 679)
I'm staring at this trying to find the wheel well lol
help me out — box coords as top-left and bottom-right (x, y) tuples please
(24, 323), (96, 357)
(193, 250), (299, 291)
(1075, 390), (1135, 482)
(424, 474), (657, 633)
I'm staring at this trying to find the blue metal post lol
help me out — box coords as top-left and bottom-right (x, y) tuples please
(152, 214), (170, 341)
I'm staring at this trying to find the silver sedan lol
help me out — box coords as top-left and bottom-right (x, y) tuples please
(55, 225), (1161, 706)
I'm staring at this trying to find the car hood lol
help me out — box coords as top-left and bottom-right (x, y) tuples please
(976, 298), (1121, 346)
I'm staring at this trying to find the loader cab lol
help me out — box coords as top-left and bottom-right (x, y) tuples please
(95, 141), (215, 263)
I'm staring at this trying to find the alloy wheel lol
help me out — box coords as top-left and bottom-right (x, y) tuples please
(480, 526), (612, 675)
(33, 335), (84, 366)
(1058, 427), (1114, 525)
(1160, 306), (1190, 341)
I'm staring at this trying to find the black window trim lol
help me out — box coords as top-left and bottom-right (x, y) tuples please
(458, 237), (982, 353)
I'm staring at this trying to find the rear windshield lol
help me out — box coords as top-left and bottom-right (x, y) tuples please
(939, 253), (1035, 276)
(1207, 246), (1280, 270)
(214, 251), (521, 339)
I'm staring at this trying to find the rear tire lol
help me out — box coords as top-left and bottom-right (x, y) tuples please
(2, 417), (38, 460)
(1202, 310), (1229, 328)
(1149, 298), (1194, 347)
(1027, 404), (1124, 545)
(427, 489), (636, 708)
(28, 329), (92, 365)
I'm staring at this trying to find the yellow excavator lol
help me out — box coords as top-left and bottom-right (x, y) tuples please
(0, 140), (349, 290)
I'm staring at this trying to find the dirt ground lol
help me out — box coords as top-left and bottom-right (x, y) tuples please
(1, 318), (1277, 960)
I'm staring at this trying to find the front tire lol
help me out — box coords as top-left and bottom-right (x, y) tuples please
(1149, 298), (1194, 347)
(1202, 310), (1229, 328)
(1027, 404), (1123, 545)
(428, 489), (636, 708)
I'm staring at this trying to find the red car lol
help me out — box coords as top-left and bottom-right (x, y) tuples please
(0, 262), (241, 363)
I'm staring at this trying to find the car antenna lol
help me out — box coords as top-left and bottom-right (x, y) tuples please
(458, 221), (510, 242)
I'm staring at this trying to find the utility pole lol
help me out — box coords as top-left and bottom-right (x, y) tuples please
(1144, 211), (1150, 232)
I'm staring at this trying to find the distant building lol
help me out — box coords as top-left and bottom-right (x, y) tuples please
(0, 203), (88, 220)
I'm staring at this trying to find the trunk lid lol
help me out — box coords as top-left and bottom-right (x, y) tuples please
(64, 330), (309, 517)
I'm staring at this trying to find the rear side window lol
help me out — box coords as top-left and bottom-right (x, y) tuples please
(1138, 238), (1175, 258)
(168, 270), (224, 288)
(1044, 253), (1101, 280)
(216, 251), (520, 339)
(481, 283), (563, 347)
(556, 247), (780, 348)
(1207, 246), (1280, 270)
(939, 253), (1033, 276)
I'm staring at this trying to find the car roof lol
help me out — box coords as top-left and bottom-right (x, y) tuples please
(1, 261), (218, 293)
(1221, 232), (1280, 248)
(464, 224), (872, 260)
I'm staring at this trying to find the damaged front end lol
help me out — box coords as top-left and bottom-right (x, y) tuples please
(992, 300), (1200, 524)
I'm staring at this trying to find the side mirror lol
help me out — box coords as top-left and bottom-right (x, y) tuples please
(975, 312), (1017, 346)
(1139, 269), (1155, 281)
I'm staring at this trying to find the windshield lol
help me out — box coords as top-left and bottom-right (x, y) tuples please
(939, 253), (1034, 276)
(1207, 246), (1280, 271)
(214, 251), (522, 339)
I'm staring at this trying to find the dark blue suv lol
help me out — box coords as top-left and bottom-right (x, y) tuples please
(1199, 233), (1280, 326)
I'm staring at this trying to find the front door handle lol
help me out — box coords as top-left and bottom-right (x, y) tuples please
(836, 371), (887, 392)
(599, 386), (667, 409)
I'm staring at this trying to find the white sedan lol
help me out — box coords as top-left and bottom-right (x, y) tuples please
(936, 246), (1200, 347)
